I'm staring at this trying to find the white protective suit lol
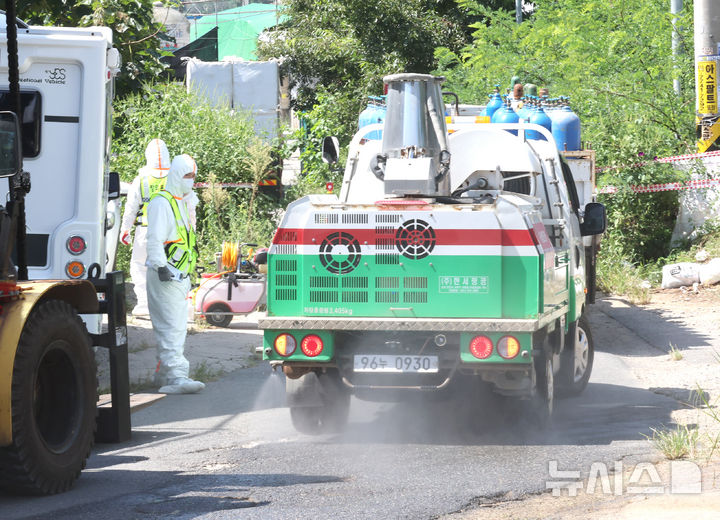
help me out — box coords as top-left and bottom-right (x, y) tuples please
(145, 154), (205, 394)
(120, 140), (198, 316)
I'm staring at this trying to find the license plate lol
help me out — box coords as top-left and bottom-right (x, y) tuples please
(353, 355), (439, 373)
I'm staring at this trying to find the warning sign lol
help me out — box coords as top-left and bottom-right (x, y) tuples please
(698, 59), (719, 115)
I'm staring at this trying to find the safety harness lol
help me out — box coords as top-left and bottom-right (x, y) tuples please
(135, 175), (167, 226)
(151, 190), (198, 275)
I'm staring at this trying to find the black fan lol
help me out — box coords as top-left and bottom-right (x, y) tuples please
(319, 232), (362, 274)
(395, 219), (436, 259)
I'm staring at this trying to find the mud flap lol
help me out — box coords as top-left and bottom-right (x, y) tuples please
(286, 372), (323, 407)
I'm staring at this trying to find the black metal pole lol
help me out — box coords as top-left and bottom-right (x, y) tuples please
(5, 0), (27, 280)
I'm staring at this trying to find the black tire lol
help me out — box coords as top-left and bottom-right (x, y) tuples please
(558, 315), (594, 397)
(530, 347), (554, 429)
(205, 303), (233, 328)
(0, 300), (97, 495)
(289, 371), (350, 435)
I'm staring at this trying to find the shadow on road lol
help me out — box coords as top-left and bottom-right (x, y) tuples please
(593, 296), (714, 355)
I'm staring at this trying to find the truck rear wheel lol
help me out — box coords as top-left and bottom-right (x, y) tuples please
(530, 348), (554, 428)
(205, 303), (233, 328)
(0, 300), (97, 495)
(289, 371), (350, 435)
(558, 315), (594, 397)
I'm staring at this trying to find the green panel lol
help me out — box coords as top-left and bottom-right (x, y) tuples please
(501, 255), (541, 319)
(263, 330), (334, 362)
(460, 332), (532, 364)
(268, 253), (542, 318)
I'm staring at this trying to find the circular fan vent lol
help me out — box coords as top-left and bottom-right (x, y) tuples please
(319, 232), (362, 274)
(395, 219), (436, 259)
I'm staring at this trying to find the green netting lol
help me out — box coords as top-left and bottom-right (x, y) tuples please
(188, 3), (283, 60)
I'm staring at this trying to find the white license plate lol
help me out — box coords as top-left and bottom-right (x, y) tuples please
(353, 355), (439, 373)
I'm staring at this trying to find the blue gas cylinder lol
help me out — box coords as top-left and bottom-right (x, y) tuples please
(527, 104), (552, 141)
(491, 102), (520, 135)
(551, 100), (581, 151)
(358, 96), (386, 140)
(484, 87), (504, 119)
(515, 98), (532, 122)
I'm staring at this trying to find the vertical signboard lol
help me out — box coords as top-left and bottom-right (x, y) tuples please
(698, 58), (718, 115)
(697, 56), (720, 152)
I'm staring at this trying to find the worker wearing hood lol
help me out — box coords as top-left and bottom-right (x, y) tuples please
(145, 154), (204, 394)
(120, 138), (170, 316)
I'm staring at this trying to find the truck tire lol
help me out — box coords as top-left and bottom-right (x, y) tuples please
(558, 315), (594, 397)
(530, 347), (554, 429)
(205, 303), (233, 328)
(289, 371), (350, 435)
(0, 300), (97, 495)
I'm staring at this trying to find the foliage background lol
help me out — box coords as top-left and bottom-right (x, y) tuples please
(112, 84), (286, 274)
(19, 0), (172, 95)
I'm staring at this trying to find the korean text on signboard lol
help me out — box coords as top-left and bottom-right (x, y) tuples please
(698, 59), (718, 115)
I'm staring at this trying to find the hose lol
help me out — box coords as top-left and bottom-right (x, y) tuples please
(221, 241), (240, 271)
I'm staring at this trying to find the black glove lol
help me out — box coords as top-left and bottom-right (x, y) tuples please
(157, 266), (172, 282)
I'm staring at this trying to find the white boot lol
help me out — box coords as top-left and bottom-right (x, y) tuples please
(159, 377), (205, 394)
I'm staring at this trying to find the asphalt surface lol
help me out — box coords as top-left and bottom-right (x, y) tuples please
(0, 307), (685, 519)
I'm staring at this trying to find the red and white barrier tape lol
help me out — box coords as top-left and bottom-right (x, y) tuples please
(193, 182), (254, 188)
(599, 178), (720, 194)
(596, 149), (720, 173)
(597, 150), (720, 194)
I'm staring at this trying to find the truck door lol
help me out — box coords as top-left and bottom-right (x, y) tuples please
(539, 158), (570, 310)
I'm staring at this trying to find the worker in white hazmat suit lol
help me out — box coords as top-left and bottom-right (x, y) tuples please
(145, 154), (205, 394)
(120, 139), (198, 316)
(120, 139), (170, 316)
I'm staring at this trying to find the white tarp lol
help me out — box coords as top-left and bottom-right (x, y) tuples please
(186, 58), (279, 139)
(671, 156), (720, 245)
(186, 60), (233, 109)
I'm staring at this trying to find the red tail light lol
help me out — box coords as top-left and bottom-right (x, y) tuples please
(300, 334), (324, 357)
(67, 235), (86, 255)
(469, 335), (493, 359)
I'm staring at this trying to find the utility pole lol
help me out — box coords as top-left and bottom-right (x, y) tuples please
(671, 0), (682, 96)
(695, 0), (720, 152)
(516, 0), (522, 24)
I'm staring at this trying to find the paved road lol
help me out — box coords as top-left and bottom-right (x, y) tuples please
(1, 307), (685, 519)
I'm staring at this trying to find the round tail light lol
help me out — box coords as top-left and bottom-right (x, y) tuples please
(300, 334), (324, 357)
(497, 336), (520, 359)
(66, 261), (85, 279)
(469, 335), (493, 359)
(274, 334), (296, 357)
(67, 235), (86, 255)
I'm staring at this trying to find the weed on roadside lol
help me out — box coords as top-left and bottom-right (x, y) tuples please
(190, 361), (224, 383)
(669, 343), (683, 361)
(646, 424), (699, 460)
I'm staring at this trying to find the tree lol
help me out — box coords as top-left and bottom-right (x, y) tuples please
(435, 0), (696, 262)
(17, 0), (170, 96)
(258, 0), (487, 114)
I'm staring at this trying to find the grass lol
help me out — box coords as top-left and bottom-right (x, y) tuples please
(646, 424), (700, 460)
(190, 360), (224, 383)
(598, 224), (720, 302)
(669, 344), (683, 361)
(597, 250), (651, 304)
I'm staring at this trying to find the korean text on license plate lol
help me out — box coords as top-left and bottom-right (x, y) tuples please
(353, 355), (439, 373)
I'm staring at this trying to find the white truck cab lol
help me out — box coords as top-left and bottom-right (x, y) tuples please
(0, 23), (120, 284)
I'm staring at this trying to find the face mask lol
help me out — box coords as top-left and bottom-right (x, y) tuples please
(182, 177), (194, 194)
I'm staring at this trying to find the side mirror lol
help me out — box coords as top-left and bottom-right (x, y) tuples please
(0, 111), (22, 178)
(580, 202), (606, 236)
(321, 136), (340, 165)
(108, 171), (121, 200)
